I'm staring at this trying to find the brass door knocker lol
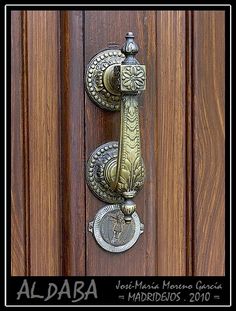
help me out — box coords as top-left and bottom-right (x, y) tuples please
(85, 32), (146, 252)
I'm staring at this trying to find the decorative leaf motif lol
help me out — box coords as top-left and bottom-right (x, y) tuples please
(116, 95), (145, 194)
(120, 168), (130, 183)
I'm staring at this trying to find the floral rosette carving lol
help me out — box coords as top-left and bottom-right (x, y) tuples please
(121, 65), (146, 92)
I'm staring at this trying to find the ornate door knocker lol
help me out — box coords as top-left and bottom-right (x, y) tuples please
(85, 32), (146, 253)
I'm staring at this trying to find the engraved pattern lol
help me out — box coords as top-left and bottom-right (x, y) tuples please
(85, 49), (125, 111)
(121, 65), (146, 92)
(90, 204), (144, 253)
(100, 210), (135, 246)
(116, 95), (145, 196)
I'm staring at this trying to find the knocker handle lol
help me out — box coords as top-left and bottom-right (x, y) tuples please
(103, 32), (146, 222)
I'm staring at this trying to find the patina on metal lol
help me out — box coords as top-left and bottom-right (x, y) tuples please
(85, 49), (124, 111)
(89, 205), (144, 253)
(86, 32), (146, 252)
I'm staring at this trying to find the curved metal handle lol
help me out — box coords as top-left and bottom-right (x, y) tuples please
(103, 33), (146, 222)
(86, 32), (146, 224)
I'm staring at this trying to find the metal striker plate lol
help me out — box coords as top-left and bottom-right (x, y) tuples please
(89, 204), (144, 253)
(86, 141), (124, 204)
(85, 49), (125, 111)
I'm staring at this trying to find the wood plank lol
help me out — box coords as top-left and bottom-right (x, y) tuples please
(85, 11), (157, 276)
(26, 11), (61, 275)
(11, 11), (26, 276)
(186, 10), (194, 276)
(156, 11), (187, 276)
(60, 11), (86, 275)
(193, 11), (225, 275)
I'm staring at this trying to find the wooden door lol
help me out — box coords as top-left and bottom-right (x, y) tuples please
(11, 10), (225, 276)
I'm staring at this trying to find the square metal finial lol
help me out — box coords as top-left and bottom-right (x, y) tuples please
(120, 65), (146, 92)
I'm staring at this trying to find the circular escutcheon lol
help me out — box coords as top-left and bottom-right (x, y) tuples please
(85, 49), (125, 111)
(89, 204), (144, 253)
(86, 141), (124, 204)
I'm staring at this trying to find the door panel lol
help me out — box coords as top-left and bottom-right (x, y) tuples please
(156, 11), (187, 276)
(11, 11), (26, 276)
(26, 11), (61, 276)
(193, 11), (225, 276)
(60, 11), (86, 276)
(10, 10), (225, 276)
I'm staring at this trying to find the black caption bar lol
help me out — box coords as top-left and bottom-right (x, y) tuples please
(7, 276), (230, 306)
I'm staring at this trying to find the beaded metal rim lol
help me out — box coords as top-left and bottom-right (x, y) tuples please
(86, 141), (124, 204)
(85, 49), (125, 111)
(90, 204), (144, 253)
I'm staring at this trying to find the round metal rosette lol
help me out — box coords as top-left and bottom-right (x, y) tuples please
(86, 141), (124, 204)
(85, 49), (125, 111)
(89, 204), (144, 253)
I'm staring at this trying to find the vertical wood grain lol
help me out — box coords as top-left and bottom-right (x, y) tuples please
(186, 11), (194, 276)
(26, 11), (61, 275)
(85, 11), (158, 276)
(11, 11), (26, 275)
(156, 11), (187, 275)
(193, 11), (225, 275)
(60, 11), (86, 275)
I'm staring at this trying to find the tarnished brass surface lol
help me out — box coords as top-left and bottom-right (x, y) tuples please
(85, 49), (124, 111)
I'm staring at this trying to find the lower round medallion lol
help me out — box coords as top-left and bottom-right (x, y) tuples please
(89, 205), (144, 253)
